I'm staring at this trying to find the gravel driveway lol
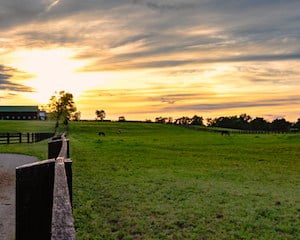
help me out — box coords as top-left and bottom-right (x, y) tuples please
(0, 154), (38, 240)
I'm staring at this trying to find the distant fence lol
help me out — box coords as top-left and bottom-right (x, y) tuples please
(16, 132), (76, 240)
(179, 125), (299, 134)
(0, 132), (54, 144)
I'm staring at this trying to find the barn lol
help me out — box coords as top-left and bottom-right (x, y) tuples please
(0, 106), (40, 120)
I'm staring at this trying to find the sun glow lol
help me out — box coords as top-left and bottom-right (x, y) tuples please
(10, 48), (104, 103)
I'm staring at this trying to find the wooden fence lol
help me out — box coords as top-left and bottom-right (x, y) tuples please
(16, 132), (76, 240)
(180, 125), (299, 134)
(0, 132), (54, 144)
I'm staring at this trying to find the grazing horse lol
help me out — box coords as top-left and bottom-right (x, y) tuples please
(98, 132), (106, 136)
(221, 130), (230, 136)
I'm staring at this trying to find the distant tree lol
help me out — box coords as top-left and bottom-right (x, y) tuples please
(72, 111), (81, 121)
(95, 110), (106, 121)
(175, 116), (190, 125)
(249, 117), (270, 131)
(190, 115), (204, 125)
(209, 114), (252, 130)
(293, 118), (300, 129)
(238, 113), (252, 129)
(145, 119), (152, 123)
(206, 118), (214, 127)
(270, 118), (292, 132)
(118, 116), (126, 122)
(155, 116), (168, 123)
(48, 91), (76, 132)
(167, 117), (173, 124)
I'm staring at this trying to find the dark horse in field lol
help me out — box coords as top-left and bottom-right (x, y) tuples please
(98, 132), (106, 136)
(220, 130), (230, 136)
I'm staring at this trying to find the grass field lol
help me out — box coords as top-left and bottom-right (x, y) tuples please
(0, 121), (299, 239)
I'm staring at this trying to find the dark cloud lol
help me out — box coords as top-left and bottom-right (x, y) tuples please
(0, 65), (34, 92)
(160, 97), (175, 104)
(162, 96), (300, 112)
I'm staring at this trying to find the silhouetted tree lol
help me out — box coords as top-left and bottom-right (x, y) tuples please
(175, 116), (190, 125)
(249, 117), (270, 131)
(270, 118), (291, 132)
(190, 115), (204, 125)
(206, 118), (214, 127)
(155, 116), (168, 123)
(95, 110), (106, 121)
(167, 117), (173, 124)
(293, 118), (300, 130)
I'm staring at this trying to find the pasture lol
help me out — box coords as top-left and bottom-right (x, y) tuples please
(0, 120), (299, 239)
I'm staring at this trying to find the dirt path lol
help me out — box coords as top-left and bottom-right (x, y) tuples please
(0, 154), (38, 240)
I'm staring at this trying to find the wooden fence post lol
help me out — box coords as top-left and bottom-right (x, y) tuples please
(7, 133), (10, 144)
(16, 160), (56, 240)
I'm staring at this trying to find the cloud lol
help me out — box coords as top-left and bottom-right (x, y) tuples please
(161, 96), (300, 112)
(80, 53), (300, 72)
(0, 65), (34, 92)
(46, 0), (61, 12)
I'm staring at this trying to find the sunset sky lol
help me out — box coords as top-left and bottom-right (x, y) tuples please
(1, 0), (300, 121)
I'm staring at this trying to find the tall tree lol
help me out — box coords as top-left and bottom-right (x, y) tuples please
(48, 91), (76, 132)
(95, 110), (106, 121)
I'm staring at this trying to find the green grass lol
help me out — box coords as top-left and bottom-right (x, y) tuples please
(0, 120), (56, 159)
(0, 120), (299, 239)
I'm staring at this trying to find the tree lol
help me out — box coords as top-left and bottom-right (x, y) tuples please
(190, 115), (204, 125)
(175, 116), (190, 125)
(95, 110), (106, 121)
(72, 111), (81, 121)
(48, 91), (76, 132)
(270, 118), (291, 132)
(293, 118), (300, 130)
(249, 117), (270, 131)
(155, 116), (168, 123)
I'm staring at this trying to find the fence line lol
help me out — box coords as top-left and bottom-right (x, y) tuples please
(16, 132), (76, 240)
(51, 133), (76, 240)
(0, 132), (54, 144)
(179, 125), (299, 134)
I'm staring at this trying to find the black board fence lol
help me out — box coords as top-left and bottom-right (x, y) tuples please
(178, 125), (299, 134)
(0, 132), (54, 144)
(16, 132), (76, 240)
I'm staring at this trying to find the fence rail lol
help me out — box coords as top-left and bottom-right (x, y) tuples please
(179, 125), (299, 134)
(16, 132), (76, 240)
(0, 132), (54, 144)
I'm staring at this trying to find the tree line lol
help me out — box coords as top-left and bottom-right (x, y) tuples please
(45, 91), (300, 133)
(155, 114), (300, 132)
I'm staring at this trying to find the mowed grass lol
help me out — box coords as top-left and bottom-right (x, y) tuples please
(0, 120), (299, 239)
(68, 121), (300, 240)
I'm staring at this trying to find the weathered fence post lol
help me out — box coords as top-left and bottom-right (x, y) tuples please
(7, 132), (10, 144)
(16, 159), (56, 240)
(16, 133), (75, 240)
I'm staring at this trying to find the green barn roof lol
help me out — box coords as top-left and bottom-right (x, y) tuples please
(0, 106), (39, 112)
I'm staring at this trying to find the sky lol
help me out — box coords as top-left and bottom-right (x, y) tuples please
(0, 0), (300, 121)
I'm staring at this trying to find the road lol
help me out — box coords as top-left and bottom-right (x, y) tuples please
(0, 154), (38, 240)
